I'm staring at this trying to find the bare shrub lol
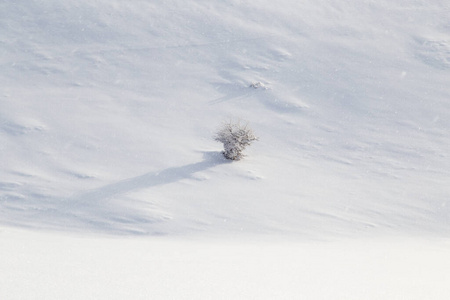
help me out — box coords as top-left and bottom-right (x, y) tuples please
(214, 120), (258, 160)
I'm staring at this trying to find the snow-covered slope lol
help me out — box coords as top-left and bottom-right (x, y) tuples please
(1, 0), (449, 237)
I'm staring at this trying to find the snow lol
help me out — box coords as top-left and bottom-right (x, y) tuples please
(1, 0), (450, 298)
(2, 228), (450, 300)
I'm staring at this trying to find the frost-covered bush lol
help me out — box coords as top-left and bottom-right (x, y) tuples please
(214, 120), (258, 160)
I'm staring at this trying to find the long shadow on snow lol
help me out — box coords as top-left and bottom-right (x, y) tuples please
(69, 151), (227, 206)
(59, 151), (231, 235)
(2, 151), (230, 235)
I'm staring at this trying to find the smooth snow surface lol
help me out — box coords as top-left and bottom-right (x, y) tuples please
(2, 229), (450, 300)
(1, 0), (450, 298)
